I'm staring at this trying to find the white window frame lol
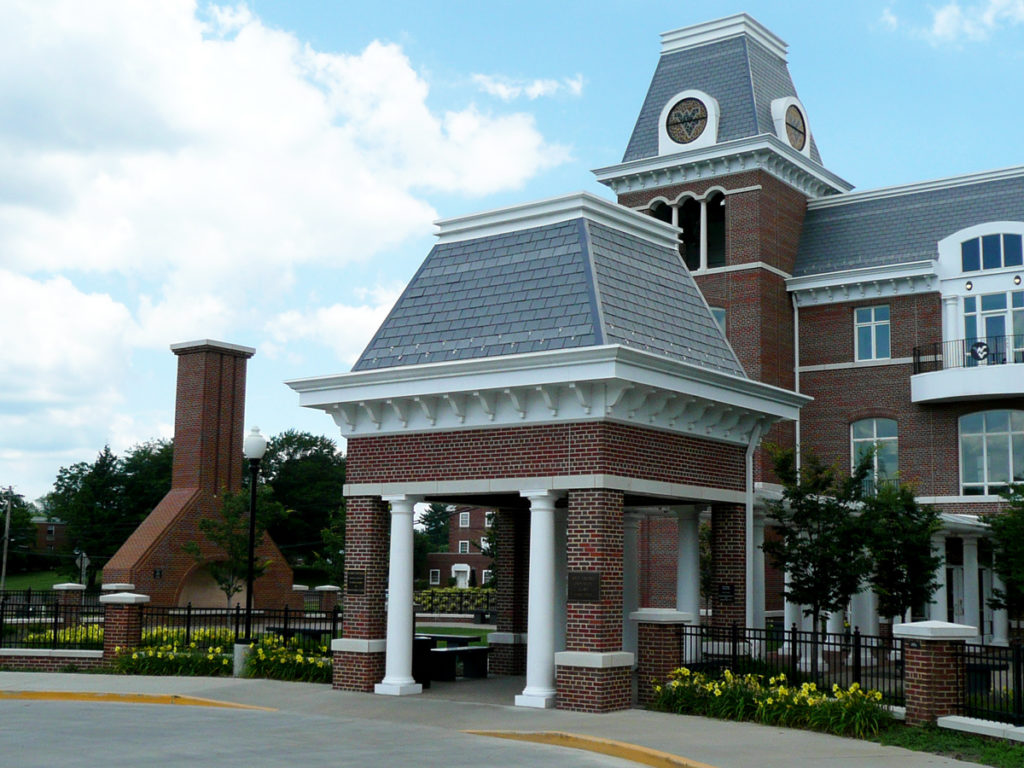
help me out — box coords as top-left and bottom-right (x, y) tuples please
(458, 511), (470, 528)
(851, 418), (898, 488)
(854, 305), (891, 361)
(428, 569), (440, 586)
(458, 540), (470, 554)
(484, 511), (494, 528)
(959, 410), (1024, 495)
(481, 570), (493, 585)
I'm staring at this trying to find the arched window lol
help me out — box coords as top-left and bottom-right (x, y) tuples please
(678, 198), (701, 272)
(706, 191), (726, 268)
(960, 410), (1024, 495)
(851, 418), (898, 487)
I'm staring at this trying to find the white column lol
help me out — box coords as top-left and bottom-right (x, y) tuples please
(699, 199), (708, 271)
(676, 508), (701, 619)
(963, 536), (980, 639)
(752, 516), (766, 631)
(942, 294), (960, 348)
(827, 610), (845, 635)
(622, 512), (640, 659)
(992, 567), (1010, 646)
(850, 589), (878, 665)
(928, 535), (948, 622)
(554, 507), (568, 654)
(375, 495), (422, 696)
(782, 571), (801, 654)
(516, 490), (558, 709)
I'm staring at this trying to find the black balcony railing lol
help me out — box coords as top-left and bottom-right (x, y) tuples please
(913, 335), (1024, 374)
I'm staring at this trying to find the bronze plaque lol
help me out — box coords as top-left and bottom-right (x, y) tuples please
(716, 583), (735, 605)
(567, 571), (601, 603)
(346, 569), (366, 595)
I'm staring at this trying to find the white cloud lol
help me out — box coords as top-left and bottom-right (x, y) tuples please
(888, 0), (1024, 43)
(879, 7), (900, 30)
(472, 73), (585, 102)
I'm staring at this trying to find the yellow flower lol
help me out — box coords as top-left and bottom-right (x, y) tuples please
(222, 658), (229, 665)
(132, 653), (139, 660)
(714, 689), (722, 697)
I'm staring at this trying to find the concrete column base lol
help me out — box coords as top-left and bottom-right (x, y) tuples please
(515, 691), (556, 709)
(375, 681), (422, 696)
(233, 643), (251, 678)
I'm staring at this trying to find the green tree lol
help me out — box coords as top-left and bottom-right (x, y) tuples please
(861, 480), (941, 624)
(0, 487), (39, 577)
(419, 503), (451, 552)
(120, 439), (173, 522)
(987, 484), (1024, 618)
(761, 447), (872, 674)
(183, 487), (284, 607)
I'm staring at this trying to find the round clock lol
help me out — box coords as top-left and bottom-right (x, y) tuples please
(785, 105), (806, 150)
(666, 98), (708, 144)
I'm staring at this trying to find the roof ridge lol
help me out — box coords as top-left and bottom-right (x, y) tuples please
(741, 36), (761, 138)
(578, 219), (608, 346)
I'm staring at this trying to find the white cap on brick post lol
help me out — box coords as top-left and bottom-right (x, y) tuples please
(315, 585), (342, 592)
(292, 584), (309, 591)
(53, 583), (87, 591)
(99, 592), (151, 605)
(892, 620), (977, 639)
(102, 583), (135, 591)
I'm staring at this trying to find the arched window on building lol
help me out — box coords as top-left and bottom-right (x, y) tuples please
(960, 410), (1024, 495)
(851, 418), (898, 489)
(706, 191), (726, 268)
(678, 197), (701, 271)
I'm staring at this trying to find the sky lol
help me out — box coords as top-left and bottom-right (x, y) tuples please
(2, 0), (1023, 502)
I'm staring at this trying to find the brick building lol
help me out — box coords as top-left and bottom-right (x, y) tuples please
(289, 13), (1021, 710)
(424, 505), (494, 588)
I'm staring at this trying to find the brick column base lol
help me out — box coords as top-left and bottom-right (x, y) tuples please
(556, 664), (631, 713)
(637, 622), (685, 706)
(332, 650), (386, 692)
(99, 593), (149, 660)
(489, 635), (526, 676)
(894, 621), (973, 726)
(711, 504), (746, 628)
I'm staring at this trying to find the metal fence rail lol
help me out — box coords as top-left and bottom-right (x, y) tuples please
(413, 589), (495, 614)
(0, 598), (105, 649)
(676, 623), (905, 706)
(141, 604), (342, 649)
(961, 641), (1024, 725)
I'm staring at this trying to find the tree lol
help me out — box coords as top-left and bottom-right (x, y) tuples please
(0, 487), (38, 577)
(761, 447), (872, 674)
(183, 487), (284, 607)
(861, 480), (941, 624)
(987, 484), (1024, 618)
(120, 440), (173, 523)
(419, 503), (451, 552)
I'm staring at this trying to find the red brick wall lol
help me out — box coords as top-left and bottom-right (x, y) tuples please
(711, 504), (746, 627)
(637, 622), (683, 704)
(332, 650), (385, 693)
(491, 508), (528, 675)
(556, 666), (631, 713)
(565, 490), (623, 653)
(639, 516), (678, 609)
(903, 639), (965, 726)
(103, 602), (144, 657)
(347, 422), (744, 491)
(342, 497), (389, 641)
(0, 653), (106, 672)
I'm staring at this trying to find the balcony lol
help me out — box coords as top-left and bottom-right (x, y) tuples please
(911, 336), (1024, 403)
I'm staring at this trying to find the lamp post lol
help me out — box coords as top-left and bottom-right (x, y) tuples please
(242, 426), (268, 643)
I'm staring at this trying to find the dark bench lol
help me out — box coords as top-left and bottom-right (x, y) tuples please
(472, 609), (495, 624)
(966, 661), (1010, 695)
(429, 645), (490, 681)
(266, 626), (330, 644)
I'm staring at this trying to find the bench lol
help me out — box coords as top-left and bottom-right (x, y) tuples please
(429, 645), (490, 681)
(472, 609), (495, 624)
(266, 626), (330, 644)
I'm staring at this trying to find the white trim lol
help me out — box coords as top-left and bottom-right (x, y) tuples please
(428, 569), (441, 586)
(0, 649), (102, 659)
(593, 135), (852, 200)
(658, 90), (720, 155)
(488, 632), (527, 645)
(698, 261), (790, 280)
(936, 221), (1024, 282)
(554, 651), (634, 669)
(629, 608), (696, 624)
(101, 582), (135, 591)
(457, 541), (470, 554)
(458, 511), (470, 528)
(345, 474), (748, 505)
(799, 357), (913, 373)
(332, 638), (387, 653)
(660, 14), (787, 60)
(892, 620), (977, 639)
(788, 261), (939, 307)
(52, 583), (86, 592)
(854, 304), (891, 362)
(433, 191), (679, 249)
(99, 592), (150, 605)
(911, 367), (1024, 403)
(770, 96), (812, 159)
(808, 165), (1024, 210)
(724, 185), (763, 196)
(918, 495), (1005, 505)
(169, 339), (255, 356)
(938, 716), (1024, 743)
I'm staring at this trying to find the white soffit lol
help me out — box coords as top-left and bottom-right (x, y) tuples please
(788, 260), (939, 307)
(660, 14), (787, 60)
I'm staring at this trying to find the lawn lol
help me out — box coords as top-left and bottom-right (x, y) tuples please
(2, 570), (65, 591)
(875, 724), (1024, 768)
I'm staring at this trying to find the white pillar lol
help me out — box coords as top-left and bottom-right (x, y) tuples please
(942, 294), (960, 349)
(827, 610), (845, 636)
(554, 507), (568, 654)
(752, 516), (766, 631)
(992, 567), (1010, 646)
(782, 571), (801, 654)
(963, 536), (980, 639)
(850, 589), (878, 665)
(699, 199), (708, 271)
(622, 513), (640, 659)
(516, 490), (558, 709)
(928, 535), (948, 622)
(375, 495), (422, 696)
(676, 508), (700, 619)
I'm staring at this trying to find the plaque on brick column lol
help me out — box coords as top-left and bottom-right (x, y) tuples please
(346, 569), (366, 595)
(716, 583), (735, 604)
(567, 571), (601, 602)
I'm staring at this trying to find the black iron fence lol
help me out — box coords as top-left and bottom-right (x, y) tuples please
(960, 641), (1024, 725)
(141, 604), (342, 649)
(413, 588), (495, 614)
(0, 597), (105, 649)
(913, 335), (1024, 374)
(677, 623), (905, 706)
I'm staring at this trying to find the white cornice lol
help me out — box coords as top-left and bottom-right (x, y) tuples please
(660, 14), (787, 60)
(286, 345), (809, 444)
(434, 191), (679, 249)
(807, 165), (1024, 210)
(787, 260), (938, 307)
(592, 135), (852, 200)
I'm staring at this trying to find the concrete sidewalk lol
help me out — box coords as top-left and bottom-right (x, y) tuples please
(0, 672), (987, 768)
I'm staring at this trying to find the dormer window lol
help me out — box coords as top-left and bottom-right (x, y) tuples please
(658, 90), (719, 154)
(646, 190), (726, 272)
(961, 233), (1024, 272)
(770, 97), (812, 159)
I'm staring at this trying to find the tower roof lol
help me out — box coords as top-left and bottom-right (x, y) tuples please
(353, 193), (744, 378)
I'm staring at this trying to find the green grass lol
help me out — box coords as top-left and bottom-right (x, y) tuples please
(415, 625), (492, 647)
(2, 570), (64, 591)
(875, 724), (1024, 768)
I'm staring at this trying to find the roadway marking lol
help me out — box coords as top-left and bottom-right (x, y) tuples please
(0, 690), (275, 711)
(465, 730), (717, 768)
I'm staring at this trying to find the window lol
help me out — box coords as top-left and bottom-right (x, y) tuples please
(964, 290), (1024, 364)
(659, 192), (726, 272)
(484, 511), (494, 528)
(429, 569), (441, 586)
(481, 570), (493, 585)
(851, 418), (898, 488)
(854, 306), (890, 361)
(960, 410), (1024, 495)
(458, 511), (470, 528)
(710, 307), (726, 335)
(961, 234), (1024, 272)
(458, 540), (470, 554)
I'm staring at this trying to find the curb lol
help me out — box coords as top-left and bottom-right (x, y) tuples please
(464, 730), (718, 768)
(0, 690), (276, 711)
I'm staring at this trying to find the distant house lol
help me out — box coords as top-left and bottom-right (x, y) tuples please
(30, 516), (67, 558)
(424, 506), (494, 588)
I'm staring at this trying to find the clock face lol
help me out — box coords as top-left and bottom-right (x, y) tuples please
(666, 98), (708, 144)
(785, 105), (807, 150)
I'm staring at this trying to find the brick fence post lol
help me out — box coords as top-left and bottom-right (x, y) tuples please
(53, 583), (86, 629)
(315, 585), (342, 613)
(100, 592), (150, 662)
(893, 620), (975, 726)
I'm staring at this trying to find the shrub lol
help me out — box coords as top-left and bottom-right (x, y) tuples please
(140, 627), (236, 649)
(244, 635), (331, 683)
(24, 623), (104, 649)
(651, 667), (892, 739)
(414, 587), (494, 612)
(110, 642), (232, 676)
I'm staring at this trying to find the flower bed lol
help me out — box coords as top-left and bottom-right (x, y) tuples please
(651, 667), (892, 738)
(110, 642), (231, 676)
(244, 635), (331, 683)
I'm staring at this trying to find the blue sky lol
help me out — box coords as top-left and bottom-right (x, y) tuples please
(2, 0), (1023, 501)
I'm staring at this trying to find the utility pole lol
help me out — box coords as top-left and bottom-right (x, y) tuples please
(1, 487), (12, 594)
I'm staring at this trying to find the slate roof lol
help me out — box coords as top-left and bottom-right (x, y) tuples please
(622, 35), (821, 164)
(795, 174), (1024, 277)
(353, 218), (744, 377)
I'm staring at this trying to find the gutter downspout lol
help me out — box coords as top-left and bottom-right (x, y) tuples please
(792, 293), (801, 471)
(745, 421), (765, 629)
